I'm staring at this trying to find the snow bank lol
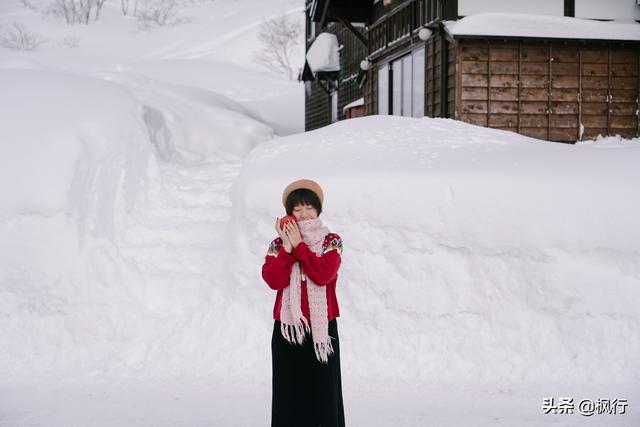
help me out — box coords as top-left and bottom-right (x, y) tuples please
(0, 68), (272, 381)
(0, 0), (304, 136)
(447, 12), (640, 41)
(0, 68), (158, 376)
(2, 0), (638, 395)
(0, 0), (302, 385)
(96, 69), (275, 159)
(231, 115), (640, 385)
(115, 60), (303, 137)
(0, 69), (153, 229)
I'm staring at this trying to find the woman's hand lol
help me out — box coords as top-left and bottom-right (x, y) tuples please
(275, 218), (293, 253)
(284, 221), (303, 249)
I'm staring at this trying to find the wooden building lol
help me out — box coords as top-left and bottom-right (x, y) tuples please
(302, 0), (640, 142)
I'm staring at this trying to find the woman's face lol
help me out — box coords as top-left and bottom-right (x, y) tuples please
(292, 203), (318, 221)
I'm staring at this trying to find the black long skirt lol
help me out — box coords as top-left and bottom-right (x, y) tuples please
(271, 319), (346, 427)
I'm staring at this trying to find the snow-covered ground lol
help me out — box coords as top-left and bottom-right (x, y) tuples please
(0, 0), (304, 136)
(233, 116), (640, 384)
(1, 0), (640, 426)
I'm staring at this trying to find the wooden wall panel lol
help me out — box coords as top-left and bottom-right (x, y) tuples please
(520, 128), (548, 139)
(454, 39), (640, 142)
(520, 114), (547, 127)
(448, 43), (457, 118)
(305, 22), (366, 130)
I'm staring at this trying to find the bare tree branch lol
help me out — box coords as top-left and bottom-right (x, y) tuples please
(0, 22), (46, 50)
(253, 13), (302, 80)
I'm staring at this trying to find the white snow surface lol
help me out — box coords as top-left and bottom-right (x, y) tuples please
(0, 0), (304, 136)
(4, 110), (639, 425)
(0, 66), (261, 380)
(0, 0), (301, 422)
(306, 32), (341, 73)
(232, 115), (640, 384)
(447, 12), (640, 41)
(1, 1), (640, 425)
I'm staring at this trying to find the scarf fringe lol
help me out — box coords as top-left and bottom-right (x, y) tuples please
(281, 316), (310, 345)
(314, 337), (334, 364)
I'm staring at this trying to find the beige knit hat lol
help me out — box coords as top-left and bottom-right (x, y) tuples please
(282, 179), (324, 208)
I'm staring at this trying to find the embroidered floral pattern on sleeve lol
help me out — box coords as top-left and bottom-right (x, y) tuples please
(322, 233), (343, 255)
(267, 235), (342, 257)
(267, 237), (283, 257)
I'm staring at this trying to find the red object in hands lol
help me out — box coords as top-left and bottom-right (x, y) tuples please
(279, 215), (297, 230)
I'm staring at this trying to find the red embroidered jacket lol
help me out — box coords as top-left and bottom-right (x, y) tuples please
(261, 233), (343, 323)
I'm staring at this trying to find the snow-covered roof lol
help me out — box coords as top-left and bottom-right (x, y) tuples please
(446, 12), (640, 41)
(306, 33), (341, 73)
(342, 97), (364, 112)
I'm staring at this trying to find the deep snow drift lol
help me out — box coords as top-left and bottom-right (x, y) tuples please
(1, 0), (639, 425)
(0, 66), (272, 381)
(4, 108), (638, 425)
(0, 0), (304, 136)
(232, 115), (640, 386)
(0, 0), (303, 381)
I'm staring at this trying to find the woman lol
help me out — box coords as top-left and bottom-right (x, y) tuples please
(261, 178), (346, 427)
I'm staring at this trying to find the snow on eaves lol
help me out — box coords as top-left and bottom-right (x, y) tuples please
(342, 97), (364, 113)
(306, 32), (341, 73)
(446, 12), (640, 41)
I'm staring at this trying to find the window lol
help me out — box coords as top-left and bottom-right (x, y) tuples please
(575, 0), (640, 20)
(426, 0), (442, 21)
(331, 91), (338, 122)
(377, 47), (425, 117)
(401, 54), (412, 116)
(305, 14), (313, 40)
(392, 57), (403, 115)
(412, 47), (425, 117)
(378, 63), (389, 115)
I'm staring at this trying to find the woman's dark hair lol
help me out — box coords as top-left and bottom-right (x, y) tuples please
(285, 188), (322, 216)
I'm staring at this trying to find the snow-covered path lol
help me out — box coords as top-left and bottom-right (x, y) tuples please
(1, 376), (636, 426)
(119, 154), (243, 302)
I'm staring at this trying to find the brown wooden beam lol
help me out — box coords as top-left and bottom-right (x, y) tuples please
(607, 44), (611, 135)
(578, 46), (582, 141)
(564, 0), (575, 17)
(319, 0), (330, 27)
(440, 33), (448, 117)
(443, 0), (458, 20)
(488, 42), (492, 127)
(547, 43), (552, 141)
(517, 41), (522, 134)
(337, 17), (368, 47)
(326, 6), (372, 24)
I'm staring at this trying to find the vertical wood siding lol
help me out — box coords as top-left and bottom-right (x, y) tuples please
(456, 39), (640, 142)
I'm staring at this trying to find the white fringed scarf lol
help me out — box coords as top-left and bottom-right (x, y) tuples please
(279, 217), (334, 364)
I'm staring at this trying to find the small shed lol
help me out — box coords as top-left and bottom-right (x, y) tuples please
(343, 97), (365, 118)
(304, 0), (640, 142)
(446, 13), (640, 141)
